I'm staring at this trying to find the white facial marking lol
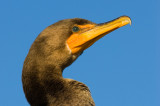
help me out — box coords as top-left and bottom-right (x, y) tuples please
(66, 43), (72, 54)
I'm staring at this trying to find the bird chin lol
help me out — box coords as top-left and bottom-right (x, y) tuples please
(70, 51), (83, 63)
(78, 51), (83, 56)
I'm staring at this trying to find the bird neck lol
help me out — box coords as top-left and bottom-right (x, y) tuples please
(40, 65), (64, 93)
(22, 59), (65, 105)
(43, 65), (63, 77)
(39, 64), (64, 87)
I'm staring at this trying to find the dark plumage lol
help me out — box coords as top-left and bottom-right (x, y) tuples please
(22, 16), (131, 106)
(22, 18), (95, 106)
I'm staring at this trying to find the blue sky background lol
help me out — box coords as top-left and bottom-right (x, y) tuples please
(0, 0), (159, 106)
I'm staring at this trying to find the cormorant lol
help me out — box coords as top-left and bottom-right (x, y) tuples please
(22, 16), (131, 106)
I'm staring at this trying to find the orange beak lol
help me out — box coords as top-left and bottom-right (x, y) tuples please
(67, 16), (131, 54)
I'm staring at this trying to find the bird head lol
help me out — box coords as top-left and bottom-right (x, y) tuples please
(27, 16), (131, 70)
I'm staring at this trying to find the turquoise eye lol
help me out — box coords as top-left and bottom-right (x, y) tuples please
(72, 26), (80, 32)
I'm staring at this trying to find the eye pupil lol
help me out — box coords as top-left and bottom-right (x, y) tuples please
(72, 26), (79, 32)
